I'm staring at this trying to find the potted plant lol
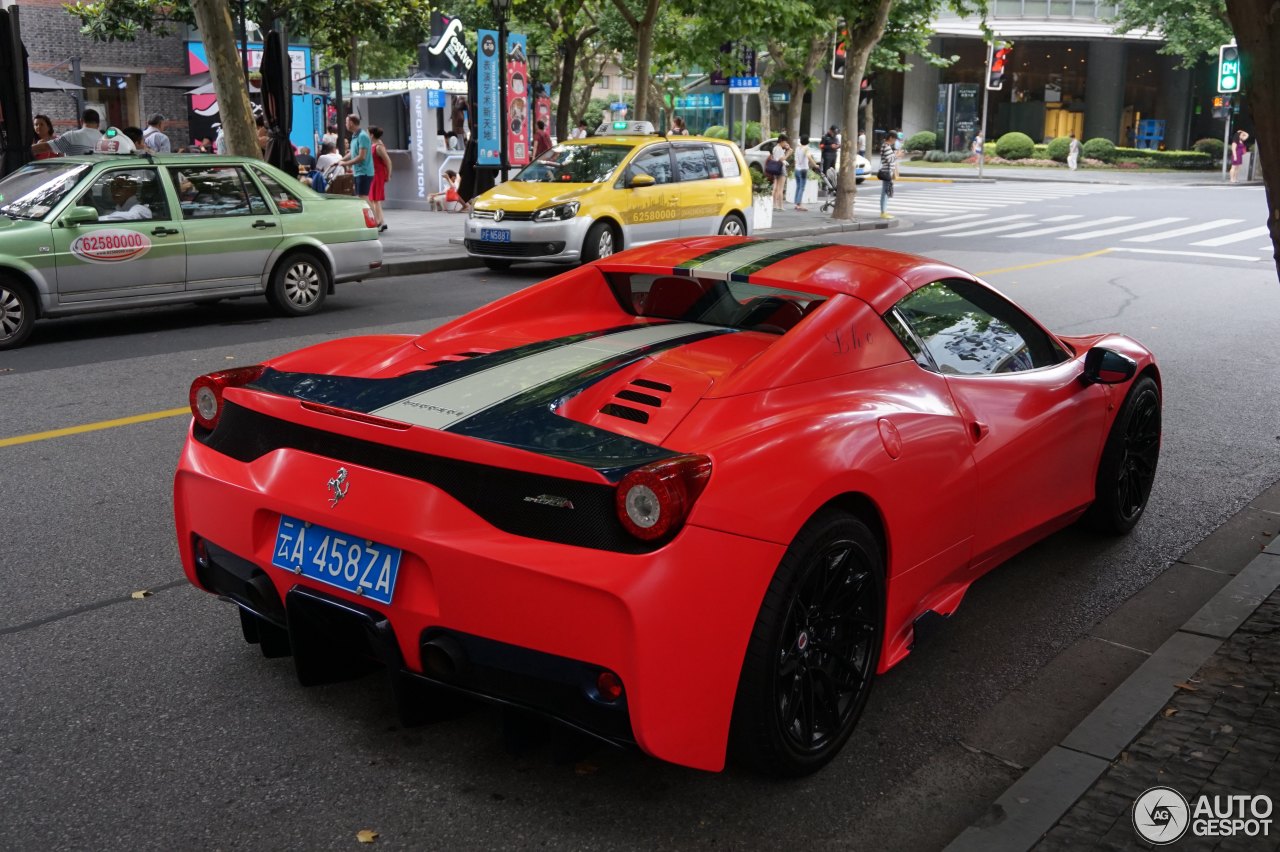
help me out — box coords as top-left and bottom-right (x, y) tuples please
(750, 168), (773, 231)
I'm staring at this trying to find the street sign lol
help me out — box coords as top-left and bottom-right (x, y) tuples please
(728, 76), (760, 94)
(427, 88), (446, 109)
(1218, 43), (1241, 93)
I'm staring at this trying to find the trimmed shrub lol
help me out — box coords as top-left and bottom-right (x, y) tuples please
(923, 149), (948, 162)
(1046, 136), (1071, 162)
(905, 130), (938, 152)
(1081, 137), (1116, 163)
(1192, 137), (1224, 159)
(1032, 144), (1049, 159)
(731, 121), (762, 148)
(749, 167), (772, 196)
(947, 151), (969, 162)
(704, 125), (729, 139)
(995, 131), (1035, 160)
(1113, 147), (1213, 170)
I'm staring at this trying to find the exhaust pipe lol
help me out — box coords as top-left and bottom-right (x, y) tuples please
(421, 635), (468, 681)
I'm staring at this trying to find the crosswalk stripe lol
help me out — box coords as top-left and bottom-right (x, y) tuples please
(1058, 217), (1186, 240)
(1041, 215), (1084, 222)
(1123, 219), (1246, 243)
(910, 212), (988, 223)
(999, 216), (1132, 239)
(1192, 225), (1272, 247)
(892, 213), (1034, 237)
(1111, 248), (1261, 262)
(943, 222), (1045, 237)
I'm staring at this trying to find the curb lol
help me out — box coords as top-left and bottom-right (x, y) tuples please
(944, 545), (1280, 852)
(374, 217), (899, 277)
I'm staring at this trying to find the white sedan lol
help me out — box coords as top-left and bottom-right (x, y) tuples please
(743, 138), (868, 184)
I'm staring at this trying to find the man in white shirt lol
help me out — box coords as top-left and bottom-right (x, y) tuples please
(143, 114), (172, 153)
(32, 109), (102, 156)
(100, 175), (153, 221)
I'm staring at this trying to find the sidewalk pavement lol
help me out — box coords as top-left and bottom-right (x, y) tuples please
(947, 479), (1280, 852)
(374, 201), (894, 278)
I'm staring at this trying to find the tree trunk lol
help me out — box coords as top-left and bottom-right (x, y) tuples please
(756, 85), (772, 142)
(557, 39), (579, 140)
(611, 0), (661, 120)
(347, 34), (359, 89)
(832, 0), (895, 220)
(1225, 0), (1280, 278)
(786, 79), (805, 144)
(191, 0), (258, 158)
(863, 96), (874, 157)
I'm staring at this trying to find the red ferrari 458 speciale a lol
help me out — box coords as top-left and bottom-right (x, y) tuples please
(174, 237), (1160, 776)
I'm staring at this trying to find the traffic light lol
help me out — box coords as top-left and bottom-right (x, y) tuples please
(831, 24), (846, 78)
(1218, 43), (1241, 93)
(987, 43), (1012, 90)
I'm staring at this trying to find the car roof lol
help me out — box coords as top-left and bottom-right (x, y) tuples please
(595, 237), (974, 313)
(56, 153), (280, 165)
(559, 135), (736, 147)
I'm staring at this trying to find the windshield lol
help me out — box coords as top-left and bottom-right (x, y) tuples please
(513, 144), (631, 183)
(0, 162), (91, 220)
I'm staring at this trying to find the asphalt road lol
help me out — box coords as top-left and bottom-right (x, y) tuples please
(2, 181), (1278, 851)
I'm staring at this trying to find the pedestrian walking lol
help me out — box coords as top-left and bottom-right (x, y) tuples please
(532, 120), (553, 158)
(32, 108), (101, 156)
(339, 114), (375, 200)
(792, 135), (818, 211)
(1230, 130), (1249, 183)
(32, 114), (59, 159)
(143, 114), (171, 153)
(820, 125), (840, 174)
(857, 130), (866, 157)
(369, 125), (391, 232)
(670, 116), (690, 136)
(569, 120), (589, 140)
(1067, 133), (1081, 170)
(879, 129), (898, 219)
(767, 135), (791, 212)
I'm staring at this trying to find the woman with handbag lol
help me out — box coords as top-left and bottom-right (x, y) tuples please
(767, 135), (791, 212)
(878, 129), (898, 219)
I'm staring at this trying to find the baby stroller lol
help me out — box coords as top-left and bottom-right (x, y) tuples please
(818, 165), (840, 213)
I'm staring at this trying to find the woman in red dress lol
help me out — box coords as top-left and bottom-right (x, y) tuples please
(369, 125), (392, 232)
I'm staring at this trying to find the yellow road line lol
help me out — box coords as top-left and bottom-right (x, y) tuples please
(0, 407), (188, 448)
(977, 248), (1113, 277)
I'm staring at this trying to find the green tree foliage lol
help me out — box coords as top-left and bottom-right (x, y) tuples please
(1112, 0), (1233, 68)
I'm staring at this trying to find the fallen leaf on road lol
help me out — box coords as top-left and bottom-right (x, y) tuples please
(1162, 707), (1179, 717)
(130, 590), (153, 600)
(1173, 682), (1199, 692)
(356, 829), (379, 843)
(574, 761), (598, 776)
(1220, 724), (1234, 734)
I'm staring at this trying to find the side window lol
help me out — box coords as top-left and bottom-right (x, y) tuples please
(891, 280), (1069, 375)
(252, 168), (303, 214)
(629, 145), (673, 184)
(76, 168), (172, 222)
(702, 146), (723, 179)
(712, 144), (740, 177)
(674, 145), (710, 182)
(169, 166), (272, 219)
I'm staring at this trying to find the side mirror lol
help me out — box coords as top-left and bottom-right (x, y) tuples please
(628, 173), (656, 189)
(62, 205), (99, 227)
(1082, 346), (1137, 385)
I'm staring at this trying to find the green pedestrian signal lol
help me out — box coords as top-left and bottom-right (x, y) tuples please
(1218, 44), (1241, 93)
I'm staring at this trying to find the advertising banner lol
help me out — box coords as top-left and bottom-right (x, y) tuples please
(505, 32), (530, 167)
(476, 28), (501, 166)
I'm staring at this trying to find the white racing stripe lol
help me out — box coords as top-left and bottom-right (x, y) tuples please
(682, 240), (813, 279)
(372, 323), (709, 429)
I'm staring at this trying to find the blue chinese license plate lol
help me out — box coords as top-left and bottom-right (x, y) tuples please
(271, 515), (402, 605)
(480, 228), (511, 242)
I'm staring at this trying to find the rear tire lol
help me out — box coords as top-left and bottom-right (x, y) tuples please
(718, 213), (747, 237)
(483, 259), (513, 271)
(581, 221), (617, 263)
(1082, 375), (1161, 534)
(0, 278), (35, 350)
(267, 251), (329, 317)
(730, 509), (884, 776)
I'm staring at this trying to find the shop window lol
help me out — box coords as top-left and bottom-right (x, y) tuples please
(82, 72), (140, 129)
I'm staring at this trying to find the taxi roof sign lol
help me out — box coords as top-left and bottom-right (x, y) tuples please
(596, 120), (656, 135)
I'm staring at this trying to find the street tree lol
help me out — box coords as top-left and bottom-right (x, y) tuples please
(1113, 0), (1233, 67)
(606, 0), (662, 119)
(830, 0), (896, 219)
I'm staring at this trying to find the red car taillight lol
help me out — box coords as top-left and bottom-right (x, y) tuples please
(615, 454), (712, 541)
(363, 207), (378, 228)
(189, 365), (266, 430)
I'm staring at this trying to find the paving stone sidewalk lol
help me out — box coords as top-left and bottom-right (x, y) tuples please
(1034, 590), (1280, 851)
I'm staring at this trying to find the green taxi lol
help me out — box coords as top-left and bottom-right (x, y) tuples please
(0, 154), (383, 349)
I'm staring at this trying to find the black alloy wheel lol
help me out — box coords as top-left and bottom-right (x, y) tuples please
(0, 279), (35, 350)
(731, 510), (884, 776)
(1083, 375), (1161, 534)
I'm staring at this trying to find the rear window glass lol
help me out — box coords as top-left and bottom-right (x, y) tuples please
(610, 273), (825, 335)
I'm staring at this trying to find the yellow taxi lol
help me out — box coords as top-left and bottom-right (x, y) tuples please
(464, 121), (753, 269)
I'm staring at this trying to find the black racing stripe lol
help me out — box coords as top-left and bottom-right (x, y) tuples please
(446, 328), (734, 470)
(673, 240), (759, 274)
(247, 322), (674, 414)
(727, 242), (829, 282)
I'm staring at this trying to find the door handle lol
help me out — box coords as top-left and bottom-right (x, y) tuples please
(669, 196), (679, 204)
(252, 220), (277, 229)
(970, 420), (990, 442)
(151, 226), (179, 236)
(716, 191), (726, 198)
